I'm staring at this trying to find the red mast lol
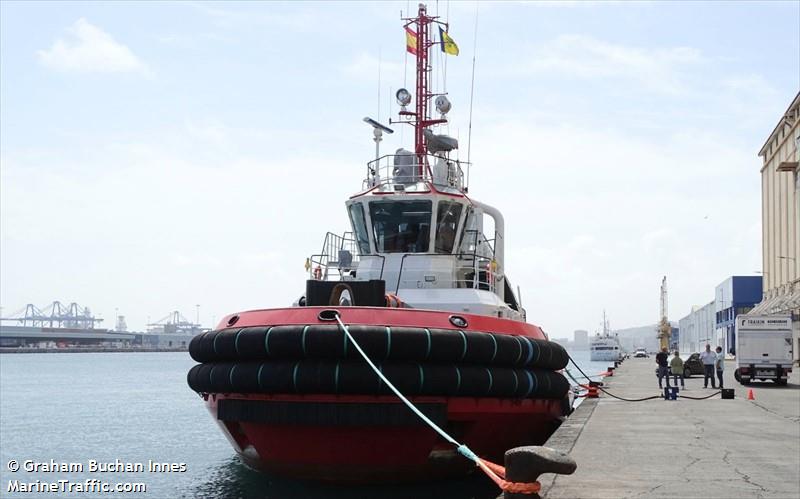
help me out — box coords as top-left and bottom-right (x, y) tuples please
(403, 3), (447, 177)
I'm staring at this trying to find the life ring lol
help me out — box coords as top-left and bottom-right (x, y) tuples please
(313, 266), (323, 280)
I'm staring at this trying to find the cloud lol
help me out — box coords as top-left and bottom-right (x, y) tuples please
(37, 18), (149, 74)
(521, 34), (704, 94)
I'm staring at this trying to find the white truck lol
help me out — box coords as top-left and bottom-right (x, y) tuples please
(734, 315), (793, 386)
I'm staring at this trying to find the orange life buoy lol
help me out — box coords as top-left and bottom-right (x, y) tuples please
(313, 266), (322, 280)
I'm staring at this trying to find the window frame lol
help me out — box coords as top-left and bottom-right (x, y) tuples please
(368, 199), (433, 254)
(434, 200), (464, 254)
(347, 202), (372, 255)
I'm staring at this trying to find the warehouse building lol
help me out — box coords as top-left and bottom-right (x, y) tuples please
(751, 91), (800, 363)
(679, 301), (715, 354)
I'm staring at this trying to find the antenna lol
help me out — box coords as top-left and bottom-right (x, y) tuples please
(377, 47), (382, 122)
(466, 2), (479, 164)
(363, 117), (394, 163)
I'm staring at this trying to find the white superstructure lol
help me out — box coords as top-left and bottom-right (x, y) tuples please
(590, 311), (622, 362)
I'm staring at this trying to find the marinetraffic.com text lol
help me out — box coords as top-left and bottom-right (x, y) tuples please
(5, 458), (189, 494)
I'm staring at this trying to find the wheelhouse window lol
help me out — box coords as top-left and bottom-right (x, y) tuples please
(435, 201), (463, 254)
(348, 203), (371, 255)
(369, 200), (432, 253)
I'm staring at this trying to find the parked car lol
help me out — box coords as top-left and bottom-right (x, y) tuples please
(674, 353), (705, 378)
(634, 348), (648, 358)
(654, 353), (705, 378)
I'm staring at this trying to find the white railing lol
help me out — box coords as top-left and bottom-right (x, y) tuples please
(363, 154), (469, 193)
(307, 232), (361, 281)
(393, 253), (501, 295)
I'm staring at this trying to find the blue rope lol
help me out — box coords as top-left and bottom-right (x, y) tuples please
(424, 328), (431, 359)
(334, 315), (479, 463)
(234, 329), (243, 354)
(257, 363), (264, 390)
(264, 327), (273, 356)
(229, 364), (237, 387)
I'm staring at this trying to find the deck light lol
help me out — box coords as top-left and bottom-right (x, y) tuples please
(396, 88), (412, 109)
(435, 95), (451, 115)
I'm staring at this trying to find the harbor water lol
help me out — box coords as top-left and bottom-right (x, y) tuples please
(1, 351), (556, 498)
(561, 348), (615, 386)
(0, 349), (606, 498)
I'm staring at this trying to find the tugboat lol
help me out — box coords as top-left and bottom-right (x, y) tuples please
(187, 4), (570, 482)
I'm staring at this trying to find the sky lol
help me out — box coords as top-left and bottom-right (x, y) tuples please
(1, 1), (799, 337)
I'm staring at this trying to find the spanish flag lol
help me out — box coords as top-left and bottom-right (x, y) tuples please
(405, 27), (418, 56)
(439, 26), (459, 56)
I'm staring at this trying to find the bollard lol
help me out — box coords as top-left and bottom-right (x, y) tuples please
(503, 446), (577, 499)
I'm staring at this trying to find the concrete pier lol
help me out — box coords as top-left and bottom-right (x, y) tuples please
(540, 357), (800, 498)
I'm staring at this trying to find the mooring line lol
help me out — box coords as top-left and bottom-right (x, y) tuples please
(332, 312), (540, 494)
(566, 354), (719, 402)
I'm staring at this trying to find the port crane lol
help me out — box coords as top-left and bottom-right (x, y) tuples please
(147, 310), (201, 335)
(657, 276), (671, 351)
(0, 301), (103, 329)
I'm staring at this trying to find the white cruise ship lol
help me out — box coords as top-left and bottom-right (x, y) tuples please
(590, 311), (623, 362)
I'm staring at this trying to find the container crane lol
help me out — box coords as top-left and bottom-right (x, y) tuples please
(657, 276), (671, 351)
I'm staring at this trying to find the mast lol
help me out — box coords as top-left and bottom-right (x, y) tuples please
(414, 4), (429, 173)
(402, 4), (447, 176)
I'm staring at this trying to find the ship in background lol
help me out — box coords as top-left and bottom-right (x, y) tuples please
(589, 310), (623, 362)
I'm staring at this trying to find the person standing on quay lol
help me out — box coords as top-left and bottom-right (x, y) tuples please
(715, 346), (725, 389)
(670, 350), (685, 388)
(700, 344), (717, 388)
(656, 347), (671, 389)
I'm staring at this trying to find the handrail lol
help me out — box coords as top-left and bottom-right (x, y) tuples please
(307, 231), (360, 281)
(308, 233), (387, 283)
(364, 153), (470, 193)
(394, 252), (500, 295)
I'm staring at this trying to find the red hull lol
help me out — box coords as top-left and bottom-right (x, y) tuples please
(206, 393), (563, 482)
(200, 306), (565, 482)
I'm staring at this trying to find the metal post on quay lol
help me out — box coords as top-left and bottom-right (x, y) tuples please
(498, 446), (577, 499)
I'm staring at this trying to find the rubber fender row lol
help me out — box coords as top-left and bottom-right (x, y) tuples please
(188, 325), (568, 371)
(186, 360), (570, 400)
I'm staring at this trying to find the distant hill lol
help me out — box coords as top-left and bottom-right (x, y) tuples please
(611, 322), (678, 352)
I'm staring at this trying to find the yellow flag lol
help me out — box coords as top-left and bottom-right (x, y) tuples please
(439, 27), (459, 56)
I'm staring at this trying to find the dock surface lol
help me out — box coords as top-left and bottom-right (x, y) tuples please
(540, 357), (800, 499)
